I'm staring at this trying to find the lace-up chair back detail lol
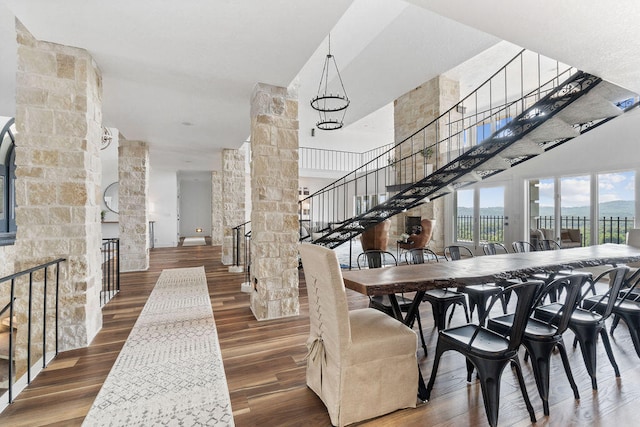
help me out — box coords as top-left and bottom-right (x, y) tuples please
(298, 243), (418, 427)
(425, 281), (543, 427)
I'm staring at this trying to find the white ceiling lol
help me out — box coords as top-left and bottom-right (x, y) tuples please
(1, 0), (639, 172)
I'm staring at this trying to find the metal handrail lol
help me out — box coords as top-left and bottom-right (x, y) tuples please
(299, 49), (576, 235)
(101, 238), (120, 306)
(0, 258), (65, 405)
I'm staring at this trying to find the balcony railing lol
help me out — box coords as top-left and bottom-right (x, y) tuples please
(536, 215), (635, 245)
(0, 258), (65, 408)
(457, 215), (505, 243)
(299, 144), (394, 173)
(456, 215), (635, 246)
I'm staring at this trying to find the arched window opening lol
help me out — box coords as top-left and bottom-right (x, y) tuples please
(0, 117), (17, 245)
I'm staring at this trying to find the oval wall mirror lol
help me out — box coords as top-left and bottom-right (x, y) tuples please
(104, 182), (119, 214)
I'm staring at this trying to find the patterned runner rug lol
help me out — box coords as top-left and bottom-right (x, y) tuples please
(83, 266), (234, 426)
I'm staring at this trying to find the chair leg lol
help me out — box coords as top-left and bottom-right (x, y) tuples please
(468, 355), (509, 427)
(572, 324), (599, 390)
(599, 328), (620, 378)
(610, 314), (621, 336)
(425, 341), (445, 400)
(415, 311), (428, 356)
(618, 312), (640, 359)
(523, 340), (555, 416)
(511, 356), (537, 423)
(557, 339), (580, 400)
(446, 303), (456, 329)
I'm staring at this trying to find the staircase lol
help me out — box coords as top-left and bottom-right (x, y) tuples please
(0, 313), (15, 393)
(302, 50), (638, 249)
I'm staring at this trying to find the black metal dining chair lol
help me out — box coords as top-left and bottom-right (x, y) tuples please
(583, 269), (640, 360)
(359, 250), (428, 355)
(445, 245), (507, 323)
(406, 248), (470, 331)
(487, 273), (589, 416)
(533, 266), (629, 390)
(426, 281), (542, 427)
(538, 239), (562, 251)
(482, 242), (509, 255)
(512, 241), (536, 253)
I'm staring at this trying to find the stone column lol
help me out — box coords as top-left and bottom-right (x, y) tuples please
(249, 83), (299, 320)
(393, 75), (460, 252)
(119, 140), (149, 272)
(221, 148), (245, 267)
(14, 19), (103, 362)
(211, 170), (223, 245)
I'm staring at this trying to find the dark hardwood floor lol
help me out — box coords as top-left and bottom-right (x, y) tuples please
(1, 244), (639, 426)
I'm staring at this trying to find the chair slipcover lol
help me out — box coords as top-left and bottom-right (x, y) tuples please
(299, 243), (418, 426)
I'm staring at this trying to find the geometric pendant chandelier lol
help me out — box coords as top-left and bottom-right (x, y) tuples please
(310, 34), (350, 130)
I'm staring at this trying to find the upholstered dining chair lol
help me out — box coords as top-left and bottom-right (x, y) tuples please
(360, 219), (391, 252)
(426, 281), (542, 427)
(398, 218), (435, 252)
(298, 243), (418, 426)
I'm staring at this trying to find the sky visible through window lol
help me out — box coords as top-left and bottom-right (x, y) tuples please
(537, 171), (635, 207)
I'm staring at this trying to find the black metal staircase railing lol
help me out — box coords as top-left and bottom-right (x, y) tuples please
(101, 238), (120, 307)
(0, 258), (65, 407)
(300, 48), (639, 249)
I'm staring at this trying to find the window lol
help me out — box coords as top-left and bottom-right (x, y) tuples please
(598, 171), (635, 243)
(0, 117), (16, 245)
(455, 186), (505, 244)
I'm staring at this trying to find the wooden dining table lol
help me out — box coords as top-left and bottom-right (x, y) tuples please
(341, 243), (640, 400)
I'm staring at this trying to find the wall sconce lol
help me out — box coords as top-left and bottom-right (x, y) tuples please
(195, 228), (203, 233)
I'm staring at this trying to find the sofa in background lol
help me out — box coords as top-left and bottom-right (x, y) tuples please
(536, 228), (582, 248)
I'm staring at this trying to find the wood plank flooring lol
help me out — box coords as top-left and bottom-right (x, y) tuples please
(1, 244), (640, 426)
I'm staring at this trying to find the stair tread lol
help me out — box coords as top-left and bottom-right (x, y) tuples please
(0, 331), (13, 359)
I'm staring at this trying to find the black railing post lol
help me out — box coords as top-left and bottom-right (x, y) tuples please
(43, 266), (48, 368)
(27, 271), (33, 383)
(8, 279), (15, 403)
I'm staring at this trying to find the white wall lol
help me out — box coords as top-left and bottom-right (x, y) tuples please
(444, 107), (640, 246)
(149, 169), (178, 247)
(178, 176), (212, 238)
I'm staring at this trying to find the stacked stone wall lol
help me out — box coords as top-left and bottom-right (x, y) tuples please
(393, 75), (460, 252)
(119, 140), (149, 272)
(249, 83), (299, 320)
(221, 149), (246, 265)
(211, 171), (222, 245)
(13, 19), (103, 376)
